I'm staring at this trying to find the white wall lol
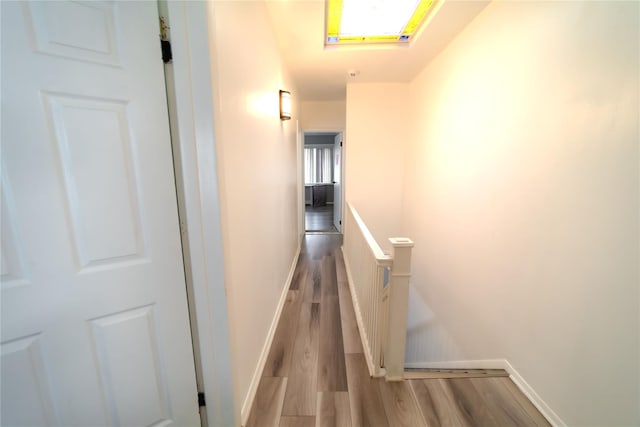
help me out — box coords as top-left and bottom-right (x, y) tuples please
(300, 100), (346, 131)
(345, 83), (408, 251)
(401, 1), (639, 426)
(207, 2), (299, 424)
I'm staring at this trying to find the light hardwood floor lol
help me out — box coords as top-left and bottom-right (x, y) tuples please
(246, 234), (550, 427)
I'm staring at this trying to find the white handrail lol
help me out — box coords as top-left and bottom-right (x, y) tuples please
(347, 203), (391, 262)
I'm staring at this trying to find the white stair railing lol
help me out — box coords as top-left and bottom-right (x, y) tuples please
(342, 202), (414, 380)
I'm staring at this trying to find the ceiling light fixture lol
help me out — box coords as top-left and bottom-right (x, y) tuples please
(326, 0), (438, 46)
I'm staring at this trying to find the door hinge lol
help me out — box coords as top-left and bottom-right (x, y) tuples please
(339, 220), (342, 225)
(340, 141), (343, 147)
(161, 40), (172, 63)
(160, 17), (172, 63)
(198, 392), (206, 407)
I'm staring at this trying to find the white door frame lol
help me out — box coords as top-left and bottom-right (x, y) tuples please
(297, 122), (305, 244)
(163, 3), (235, 426)
(333, 132), (344, 232)
(301, 130), (346, 234)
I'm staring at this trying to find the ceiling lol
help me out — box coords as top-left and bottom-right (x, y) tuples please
(265, 0), (490, 101)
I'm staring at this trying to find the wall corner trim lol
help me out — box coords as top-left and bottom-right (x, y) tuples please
(404, 359), (566, 427)
(240, 241), (302, 426)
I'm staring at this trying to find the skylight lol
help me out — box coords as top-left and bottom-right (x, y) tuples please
(326, 0), (437, 46)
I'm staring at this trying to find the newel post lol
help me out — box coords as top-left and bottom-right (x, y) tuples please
(385, 237), (414, 381)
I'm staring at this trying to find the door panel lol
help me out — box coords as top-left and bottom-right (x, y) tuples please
(90, 305), (171, 426)
(43, 93), (147, 270)
(1, 171), (29, 289)
(27, 1), (122, 66)
(333, 133), (343, 232)
(1, 334), (58, 426)
(1, 2), (200, 425)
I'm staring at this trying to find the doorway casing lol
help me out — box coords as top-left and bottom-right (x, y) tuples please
(163, 2), (235, 426)
(300, 130), (345, 235)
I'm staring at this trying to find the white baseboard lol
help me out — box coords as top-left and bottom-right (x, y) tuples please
(240, 242), (301, 427)
(405, 359), (565, 427)
(502, 359), (566, 427)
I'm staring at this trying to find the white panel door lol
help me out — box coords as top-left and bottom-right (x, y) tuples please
(333, 133), (343, 232)
(1, 2), (200, 425)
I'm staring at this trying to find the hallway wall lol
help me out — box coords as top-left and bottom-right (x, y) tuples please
(207, 1), (299, 423)
(300, 100), (346, 131)
(345, 83), (409, 252)
(400, 1), (638, 425)
(345, 1), (638, 425)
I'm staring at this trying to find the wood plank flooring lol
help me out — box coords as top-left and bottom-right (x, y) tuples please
(246, 234), (550, 427)
(305, 205), (338, 232)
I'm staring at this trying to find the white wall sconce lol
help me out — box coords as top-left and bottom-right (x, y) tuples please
(279, 90), (292, 120)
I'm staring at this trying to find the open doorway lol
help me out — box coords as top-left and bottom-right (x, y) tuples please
(303, 132), (343, 233)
